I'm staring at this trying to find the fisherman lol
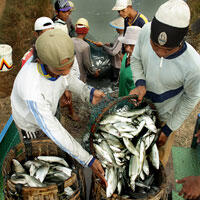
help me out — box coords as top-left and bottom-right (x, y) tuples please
(21, 17), (54, 68)
(72, 18), (99, 83)
(66, 1), (75, 37)
(129, 0), (200, 167)
(11, 29), (107, 185)
(53, 0), (72, 35)
(118, 26), (141, 97)
(112, 0), (148, 35)
(96, 17), (124, 82)
(21, 16), (80, 121)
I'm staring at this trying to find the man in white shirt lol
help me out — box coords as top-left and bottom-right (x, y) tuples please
(11, 29), (107, 186)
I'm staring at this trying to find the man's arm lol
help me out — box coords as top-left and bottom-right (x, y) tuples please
(26, 99), (92, 166)
(103, 39), (122, 56)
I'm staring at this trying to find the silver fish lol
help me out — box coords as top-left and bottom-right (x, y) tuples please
(22, 174), (46, 187)
(52, 166), (72, 177)
(35, 164), (50, 183)
(106, 167), (118, 198)
(150, 144), (159, 170)
(64, 186), (74, 196)
(37, 156), (69, 167)
(10, 174), (27, 185)
(12, 159), (25, 174)
(100, 114), (132, 125)
(123, 138), (139, 156)
(99, 124), (121, 138)
(113, 122), (137, 133)
(143, 157), (150, 176)
(139, 115), (157, 133)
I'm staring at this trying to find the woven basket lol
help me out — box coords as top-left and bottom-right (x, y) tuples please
(2, 139), (86, 200)
(89, 95), (167, 200)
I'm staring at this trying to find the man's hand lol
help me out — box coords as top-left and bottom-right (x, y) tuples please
(90, 159), (107, 187)
(92, 90), (105, 105)
(129, 86), (146, 103)
(176, 176), (200, 199)
(95, 42), (103, 47)
(195, 130), (200, 143)
(157, 132), (168, 147)
(60, 90), (72, 107)
(94, 69), (100, 77)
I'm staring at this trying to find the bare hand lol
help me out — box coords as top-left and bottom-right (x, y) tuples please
(195, 130), (200, 143)
(94, 69), (100, 77)
(90, 159), (108, 187)
(105, 43), (110, 46)
(95, 42), (103, 47)
(60, 90), (72, 107)
(176, 176), (200, 199)
(157, 132), (168, 147)
(92, 90), (105, 105)
(129, 86), (146, 103)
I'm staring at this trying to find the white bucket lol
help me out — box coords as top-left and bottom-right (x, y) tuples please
(0, 44), (13, 72)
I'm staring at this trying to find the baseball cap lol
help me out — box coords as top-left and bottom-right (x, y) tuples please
(118, 26), (141, 45)
(34, 17), (54, 31)
(68, 1), (75, 11)
(55, 0), (72, 12)
(151, 0), (190, 48)
(35, 29), (74, 69)
(112, 0), (132, 11)
(109, 17), (124, 30)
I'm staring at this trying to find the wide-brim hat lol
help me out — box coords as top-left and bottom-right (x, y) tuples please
(109, 17), (124, 30)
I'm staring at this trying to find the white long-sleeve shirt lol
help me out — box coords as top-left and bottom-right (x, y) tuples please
(131, 22), (200, 136)
(11, 62), (93, 166)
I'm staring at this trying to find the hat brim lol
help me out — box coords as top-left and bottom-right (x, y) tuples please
(112, 6), (126, 11)
(109, 23), (124, 30)
(118, 36), (136, 45)
(59, 7), (72, 12)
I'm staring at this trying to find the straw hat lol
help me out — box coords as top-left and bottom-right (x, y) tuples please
(109, 17), (124, 30)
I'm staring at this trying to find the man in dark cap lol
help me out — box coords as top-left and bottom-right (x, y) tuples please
(129, 0), (200, 167)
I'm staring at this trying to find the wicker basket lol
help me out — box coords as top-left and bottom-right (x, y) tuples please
(89, 95), (167, 200)
(2, 139), (86, 200)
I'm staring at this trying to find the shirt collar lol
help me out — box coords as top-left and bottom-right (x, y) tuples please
(37, 63), (60, 81)
(166, 42), (187, 59)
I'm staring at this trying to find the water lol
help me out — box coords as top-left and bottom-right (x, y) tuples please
(70, 0), (168, 42)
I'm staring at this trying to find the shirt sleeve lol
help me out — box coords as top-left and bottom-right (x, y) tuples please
(82, 45), (96, 75)
(130, 27), (146, 87)
(65, 74), (92, 103)
(69, 57), (80, 79)
(26, 99), (93, 167)
(103, 39), (122, 56)
(165, 70), (200, 135)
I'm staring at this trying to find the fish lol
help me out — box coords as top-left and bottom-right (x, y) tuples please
(64, 186), (74, 196)
(106, 167), (118, 198)
(93, 143), (113, 164)
(51, 165), (72, 177)
(123, 138), (139, 156)
(10, 174), (27, 185)
(113, 122), (137, 133)
(37, 156), (69, 167)
(22, 174), (46, 187)
(143, 157), (149, 176)
(35, 164), (50, 183)
(138, 115), (157, 133)
(99, 124), (122, 137)
(149, 144), (159, 170)
(100, 114), (132, 125)
(12, 159), (25, 174)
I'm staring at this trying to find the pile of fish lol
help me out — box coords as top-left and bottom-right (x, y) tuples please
(93, 105), (161, 198)
(10, 156), (75, 197)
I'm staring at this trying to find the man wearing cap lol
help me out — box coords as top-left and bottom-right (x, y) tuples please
(118, 26), (141, 97)
(129, 0), (200, 166)
(11, 29), (107, 185)
(112, 0), (148, 35)
(21, 17), (54, 68)
(97, 17), (124, 82)
(72, 18), (99, 83)
(53, 0), (72, 35)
